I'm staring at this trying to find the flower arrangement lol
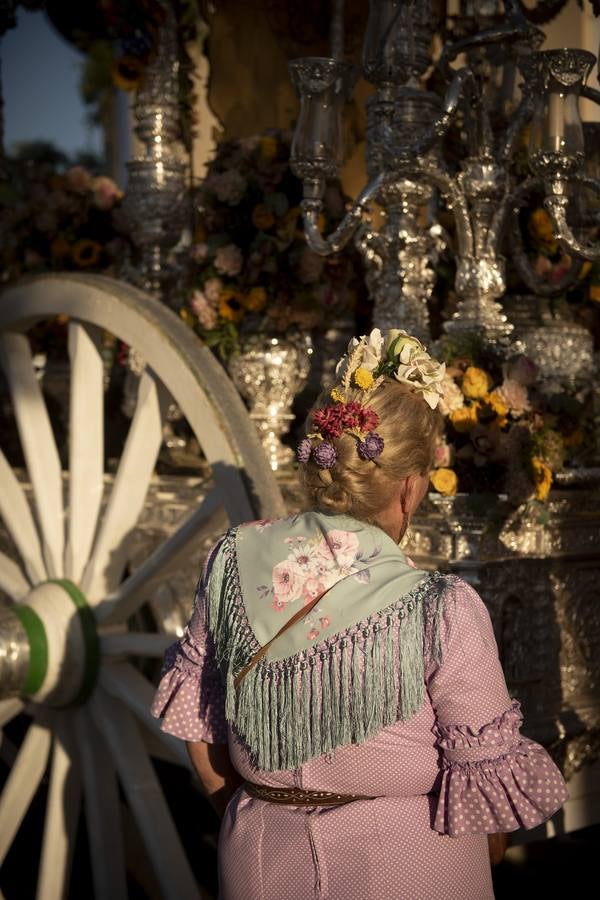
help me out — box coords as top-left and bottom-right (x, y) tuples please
(296, 329), (445, 470)
(180, 130), (363, 359)
(0, 158), (130, 281)
(428, 332), (593, 504)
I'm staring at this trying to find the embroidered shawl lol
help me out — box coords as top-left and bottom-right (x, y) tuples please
(206, 511), (446, 771)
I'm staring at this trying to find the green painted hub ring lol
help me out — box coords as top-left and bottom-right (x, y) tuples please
(12, 604), (48, 695)
(50, 579), (100, 706)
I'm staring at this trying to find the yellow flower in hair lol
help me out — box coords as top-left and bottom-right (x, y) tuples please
(462, 366), (492, 400)
(354, 367), (374, 390)
(430, 468), (458, 496)
(330, 387), (345, 403)
(531, 456), (553, 501)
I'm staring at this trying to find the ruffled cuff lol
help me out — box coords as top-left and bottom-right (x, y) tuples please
(433, 702), (569, 835)
(150, 637), (228, 743)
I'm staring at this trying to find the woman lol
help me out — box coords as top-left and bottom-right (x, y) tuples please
(151, 328), (568, 900)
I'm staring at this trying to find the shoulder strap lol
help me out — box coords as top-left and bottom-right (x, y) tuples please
(234, 587), (330, 690)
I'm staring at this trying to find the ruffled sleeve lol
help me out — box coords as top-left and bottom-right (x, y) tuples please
(150, 539), (227, 743)
(427, 576), (569, 836)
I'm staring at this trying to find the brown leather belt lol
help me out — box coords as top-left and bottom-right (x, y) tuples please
(243, 781), (374, 806)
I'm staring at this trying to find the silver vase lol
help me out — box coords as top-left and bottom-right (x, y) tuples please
(228, 333), (313, 472)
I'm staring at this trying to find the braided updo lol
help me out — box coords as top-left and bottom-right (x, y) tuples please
(300, 378), (441, 521)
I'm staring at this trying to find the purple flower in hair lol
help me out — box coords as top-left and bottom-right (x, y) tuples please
(357, 433), (384, 461)
(313, 441), (337, 469)
(296, 438), (312, 463)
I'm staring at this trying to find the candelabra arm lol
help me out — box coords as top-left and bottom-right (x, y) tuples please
(439, 14), (533, 82)
(509, 204), (584, 297)
(301, 173), (386, 256)
(582, 85), (600, 107)
(415, 161), (474, 258)
(545, 176), (600, 262)
(498, 93), (535, 164)
(486, 176), (540, 255)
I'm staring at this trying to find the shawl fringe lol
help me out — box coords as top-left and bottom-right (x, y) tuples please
(207, 528), (447, 771)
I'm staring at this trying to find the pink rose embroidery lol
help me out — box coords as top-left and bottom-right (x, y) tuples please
(319, 616), (331, 628)
(302, 576), (326, 605)
(308, 628), (320, 640)
(317, 530), (359, 569)
(272, 559), (304, 607)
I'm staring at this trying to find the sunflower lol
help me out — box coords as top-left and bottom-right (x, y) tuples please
(218, 290), (245, 323)
(111, 56), (146, 92)
(72, 239), (103, 269)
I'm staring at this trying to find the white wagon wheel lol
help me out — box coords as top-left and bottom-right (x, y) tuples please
(0, 273), (286, 900)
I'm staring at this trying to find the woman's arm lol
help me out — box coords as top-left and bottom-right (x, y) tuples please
(186, 740), (244, 819)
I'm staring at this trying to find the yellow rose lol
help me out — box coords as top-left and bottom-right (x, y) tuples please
(531, 456), (553, 501)
(449, 403), (480, 433)
(529, 207), (558, 254)
(243, 286), (267, 312)
(252, 204), (275, 231)
(579, 261), (592, 280)
(462, 367), (492, 400)
(590, 284), (600, 303)
(354, 367), (374, 390)
(330, 387), (345, 403)
(430, 468), (458, 496)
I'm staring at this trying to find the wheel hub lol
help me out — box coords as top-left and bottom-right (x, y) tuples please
(3, 580), (99, 707)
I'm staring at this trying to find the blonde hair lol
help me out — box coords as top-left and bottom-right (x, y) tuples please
(300, 379), (441, 520)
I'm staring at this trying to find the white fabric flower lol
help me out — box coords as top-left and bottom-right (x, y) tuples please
(438, 375), (465, 415)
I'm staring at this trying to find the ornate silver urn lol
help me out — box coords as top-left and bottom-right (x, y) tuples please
(228, 333), (313, 473)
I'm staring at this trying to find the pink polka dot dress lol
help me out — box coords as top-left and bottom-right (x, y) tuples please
(151, 564), (568, 900)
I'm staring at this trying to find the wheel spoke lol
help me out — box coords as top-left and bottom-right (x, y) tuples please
(0, 718), (52, 865)
(0, 550), (29, 600)
(0, 450), (46, 584)
(91, 691), (199, 900)
(98, 486), (226, 625)
(65, 322), (105, 583)
(82, 368), (169, 601)
(100, 660), (190, 770)
(100, 632), (174, 657)
(36, 715), (81, 900)
(0, 698), (24, 728)
(0, 333), (64, 578)
(74, 707), (127, 900)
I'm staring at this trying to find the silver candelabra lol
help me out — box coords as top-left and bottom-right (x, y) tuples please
(289, 0), (600, 346)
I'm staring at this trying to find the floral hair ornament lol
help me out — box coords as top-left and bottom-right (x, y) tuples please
(296, 328), (445, 469)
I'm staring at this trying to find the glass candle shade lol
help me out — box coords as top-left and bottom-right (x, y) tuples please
(363, 0), (432, 86)
(289, 58), (356, 181)
(528, 48), (595, 177)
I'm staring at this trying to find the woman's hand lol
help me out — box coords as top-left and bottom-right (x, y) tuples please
(487, 832), (508, 866)
(186, 740), (244, 819)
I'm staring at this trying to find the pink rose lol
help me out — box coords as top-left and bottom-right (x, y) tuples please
(189, 290), (217, 329)
(66, 166), (92, 193)
(505, 356), (538, 387)
(204, 277), (223, 304)
(272, 559), (304, 606)
(434, 442), (454, 468)
(92, 176), (123, 210)
(319, 616), (331, 628)
(215, 243), (243, 277)
(308, 628), (320, 640)
(317, 530), (359, 569)
(496, 379), (531, 418)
